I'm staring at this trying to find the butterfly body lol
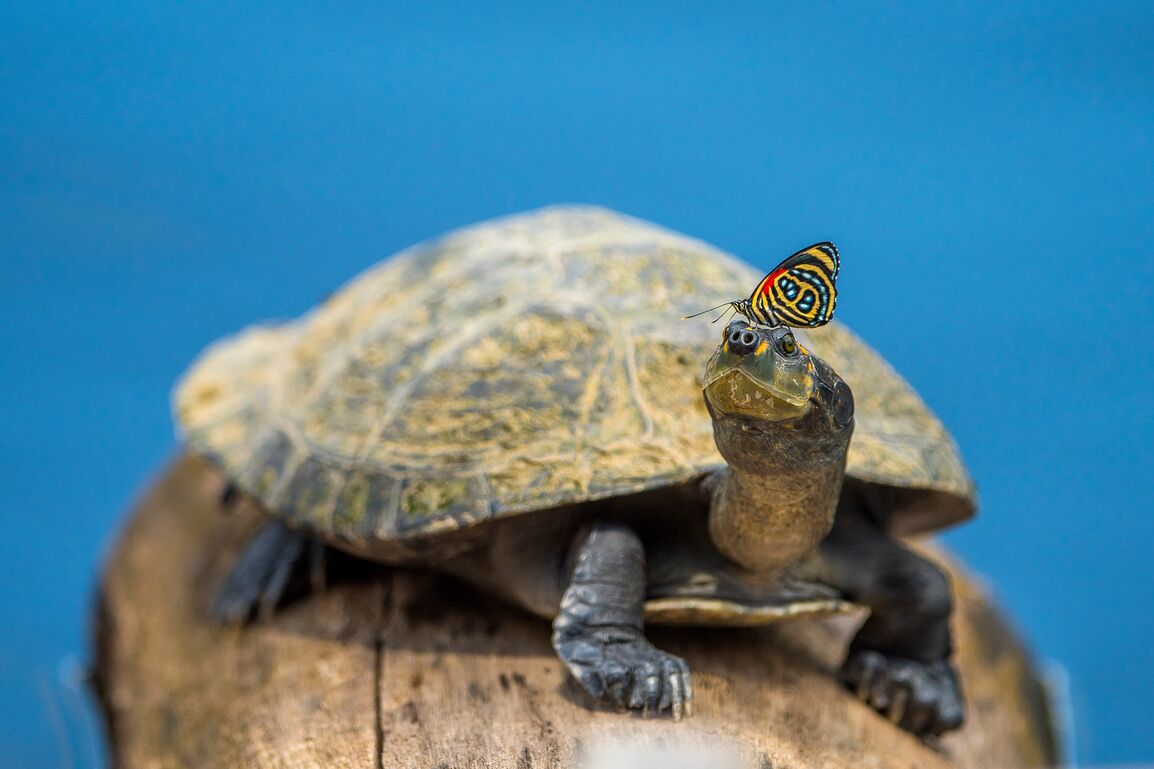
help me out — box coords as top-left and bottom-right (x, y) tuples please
(687, 242), (840, 329)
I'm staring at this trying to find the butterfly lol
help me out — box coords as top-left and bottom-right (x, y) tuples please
(686, 242), (840, 328)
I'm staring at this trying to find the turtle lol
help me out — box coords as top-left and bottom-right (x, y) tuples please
(176, 206), (976, 736)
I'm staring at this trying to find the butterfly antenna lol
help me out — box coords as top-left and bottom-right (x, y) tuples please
(681, 301), (733, 321)
(704, 302), (742, 325)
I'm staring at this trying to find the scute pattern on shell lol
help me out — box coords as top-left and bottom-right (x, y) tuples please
(175, 206), (974, 547)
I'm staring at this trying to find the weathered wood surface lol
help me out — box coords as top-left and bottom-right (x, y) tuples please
(94, 455), (1059, 769)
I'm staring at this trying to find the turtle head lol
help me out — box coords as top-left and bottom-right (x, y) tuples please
(703, 319), (853, 473)
(701, 318), (855, 572)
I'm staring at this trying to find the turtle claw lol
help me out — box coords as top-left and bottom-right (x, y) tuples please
(841, 650), (964, 736)
(555, 635), (693, 720)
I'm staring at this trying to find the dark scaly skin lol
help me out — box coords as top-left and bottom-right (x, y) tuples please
(194, 209), (971, 735)
(703, 322), (960, 733)
(822, 485), (963, 735)
(212, 318), (964, 735)
(220, 492), (964, 734)
(552, 523), (692, 719)
(538, 497), (962, 733)
(551, 320), (962, 732)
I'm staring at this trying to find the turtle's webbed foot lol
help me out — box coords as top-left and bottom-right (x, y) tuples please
(841, 650), (963, 737)
(552, 523), (691, 719)
(555, 630), (693, 719)
(210, 521), (324, 624)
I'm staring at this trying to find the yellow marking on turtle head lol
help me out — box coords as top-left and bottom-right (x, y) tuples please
(755, 340), (768, 356)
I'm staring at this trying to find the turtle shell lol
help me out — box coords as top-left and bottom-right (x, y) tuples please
(175, 206), (974, 551)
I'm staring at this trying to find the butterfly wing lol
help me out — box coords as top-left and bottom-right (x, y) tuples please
(748, 242), (839, 327)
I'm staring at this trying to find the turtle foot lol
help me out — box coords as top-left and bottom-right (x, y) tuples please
(841, 649), (964, 736)
(210, 521), (324, 624)
(554, 632), (693, 720)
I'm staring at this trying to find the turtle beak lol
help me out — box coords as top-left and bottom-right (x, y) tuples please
(702, 329), (814, 423)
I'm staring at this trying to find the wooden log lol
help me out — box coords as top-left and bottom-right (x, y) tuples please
(94, 455), (1060, 768)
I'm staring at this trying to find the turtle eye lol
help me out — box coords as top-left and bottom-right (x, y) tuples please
(780, 333), (798, 356)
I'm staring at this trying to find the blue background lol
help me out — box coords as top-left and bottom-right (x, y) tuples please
(2, 2), (1151, 766)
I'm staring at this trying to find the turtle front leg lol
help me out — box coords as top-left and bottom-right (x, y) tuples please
(552, 522), (693, 719)
(820, 503), (964, 736)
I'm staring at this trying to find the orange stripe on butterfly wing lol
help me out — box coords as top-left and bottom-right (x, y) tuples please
(788, 246), (838, 325)
(750, 266), (786, 300)
(747, 242), (840, 328)
(748, 258), (800, 326)
(771, 273), (809, 316)
(791, 266), (835, 303)
(748, 294), (776, 325)
(774, 295), (814, 325)
(775, 278), (831, 326)
(804, 243), (840, 278)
